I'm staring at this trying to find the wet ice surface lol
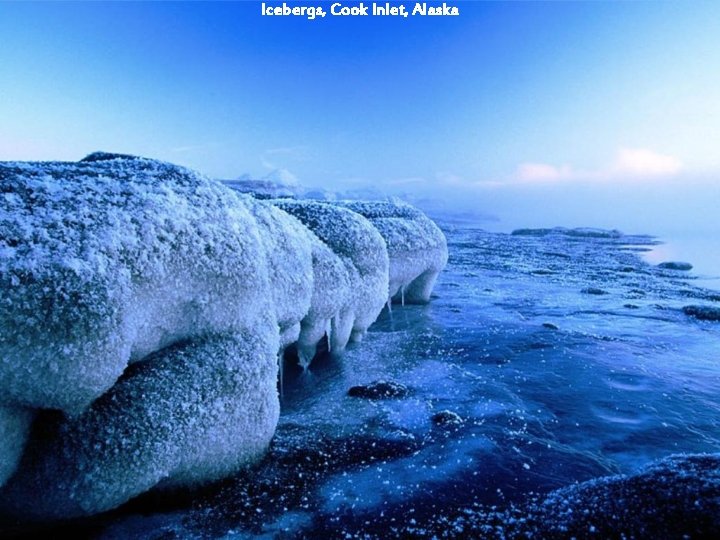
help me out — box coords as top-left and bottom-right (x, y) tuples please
(22, 225), (720, 538)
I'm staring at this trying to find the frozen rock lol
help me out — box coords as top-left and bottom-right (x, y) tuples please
(658, 261), (693, 271)
(0, 155), (279, 415)
(348, 380), (409, 399)
(431, 409), (464, 427)
(513, 453), (720, 538)
(335, 201), (448, 304)
(244, 198), (314, 348)
(295, 233), (351, 367)
(0, 155), (302, 513)
(0, 332), (279, 520)
(272, 200), (389, 349)
(683, 305), (720, 322)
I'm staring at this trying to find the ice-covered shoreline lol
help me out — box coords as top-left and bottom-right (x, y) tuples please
(2, 156), (719, 537)
(0, 153), (447, 520)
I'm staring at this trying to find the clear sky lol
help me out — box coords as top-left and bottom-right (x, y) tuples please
(1, 1), (719, 236)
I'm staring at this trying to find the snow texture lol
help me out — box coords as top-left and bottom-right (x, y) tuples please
(0, 153), (446, 519)
(0, 332), (279, 520)
(335, 201), (448, 304)
(0, 155), (279, 415)
(272, 200), (390, 352)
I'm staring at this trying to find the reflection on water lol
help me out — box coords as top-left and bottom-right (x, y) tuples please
(643, 231), (720, 291)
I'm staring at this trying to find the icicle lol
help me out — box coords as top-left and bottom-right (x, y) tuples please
(387, 296), (393, 313)
(298, 348), (312, 371)
(401, 285), (405, 306)
(278, 352), (284, 400)
(326, 319), (332, 353)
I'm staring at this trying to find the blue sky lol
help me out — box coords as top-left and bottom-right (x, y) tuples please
(1, 1), (720, 233)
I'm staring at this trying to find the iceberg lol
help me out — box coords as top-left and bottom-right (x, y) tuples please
(272, 200), (389, 350)
(335, 200), (448, 304)
(0, 153), (446, 519)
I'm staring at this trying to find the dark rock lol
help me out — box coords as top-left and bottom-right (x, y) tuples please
(683, 305), (720, 322)
(624, 304), (640, 309)
(348, 380), (409, 399)
(658, 261), (693, 271)
(511, 227), (622, 238)
(511, 453), (720, 538)
(582, 287), (609, 295)
(80, 151), (141, 162)
(542, 323), (559, 330)
(531, 269), (555, 276)
(431, 410), (464, 427)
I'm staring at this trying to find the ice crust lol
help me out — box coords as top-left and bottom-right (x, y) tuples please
(0, 154), (446, 519)
(1, 332), (279, 520)
(272, 200), (390, 353)
(335, 201), (448, 304)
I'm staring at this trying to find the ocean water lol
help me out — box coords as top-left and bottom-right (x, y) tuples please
(642, 230), (720, 291)
(30, 224), (720, 538)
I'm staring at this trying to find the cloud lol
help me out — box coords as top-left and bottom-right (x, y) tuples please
(611, 148), (683, 177)
(516, 163), (574, 182)
(514, 148), (683, 184)
(264, 145), (311, 159)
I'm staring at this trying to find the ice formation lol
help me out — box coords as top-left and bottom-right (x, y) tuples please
(335, 201), (448, 304)
(0, 153), (278, 415)
(1, 332), (279, 520)
(272, 200), (389, 354)
(0, 153), (446, 519)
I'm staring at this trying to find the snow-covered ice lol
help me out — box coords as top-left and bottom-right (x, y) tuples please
(0, 153), (447, 519)
(1, 332), (279, 520)
(335, 200), (448, 304)
(271, 200), (390, 351)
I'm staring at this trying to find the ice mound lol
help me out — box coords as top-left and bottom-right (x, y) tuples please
(244, 198), (314, 348)
(0, 154), (446, 519)
(0, 155), (295, 513)
(272, 200), (389, 351)
(0, 155), (283, 415)
(335, 201), (448, 304)
(0, 332), (279, 520)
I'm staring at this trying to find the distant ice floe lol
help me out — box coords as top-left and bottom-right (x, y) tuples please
(0, 153), (447, 519)
(511, 226), (624, 239)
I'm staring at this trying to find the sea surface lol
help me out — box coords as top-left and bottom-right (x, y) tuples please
(23, 224), (720, 538)
(642, 230), (720, 291)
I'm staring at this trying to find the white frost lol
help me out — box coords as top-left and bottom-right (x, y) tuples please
(272, 200), (389, 350)
(335, 200), (448, 304)
(0, 153), (447, 519)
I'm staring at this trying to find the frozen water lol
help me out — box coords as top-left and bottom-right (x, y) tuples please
(55, 221), (720, 538)
(0, 155), (448, 521)
(1, 332), (279, 520)
(271, 200), (389, 350)
(0, 156), (278, 415)
(335, 200), (448, 304)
